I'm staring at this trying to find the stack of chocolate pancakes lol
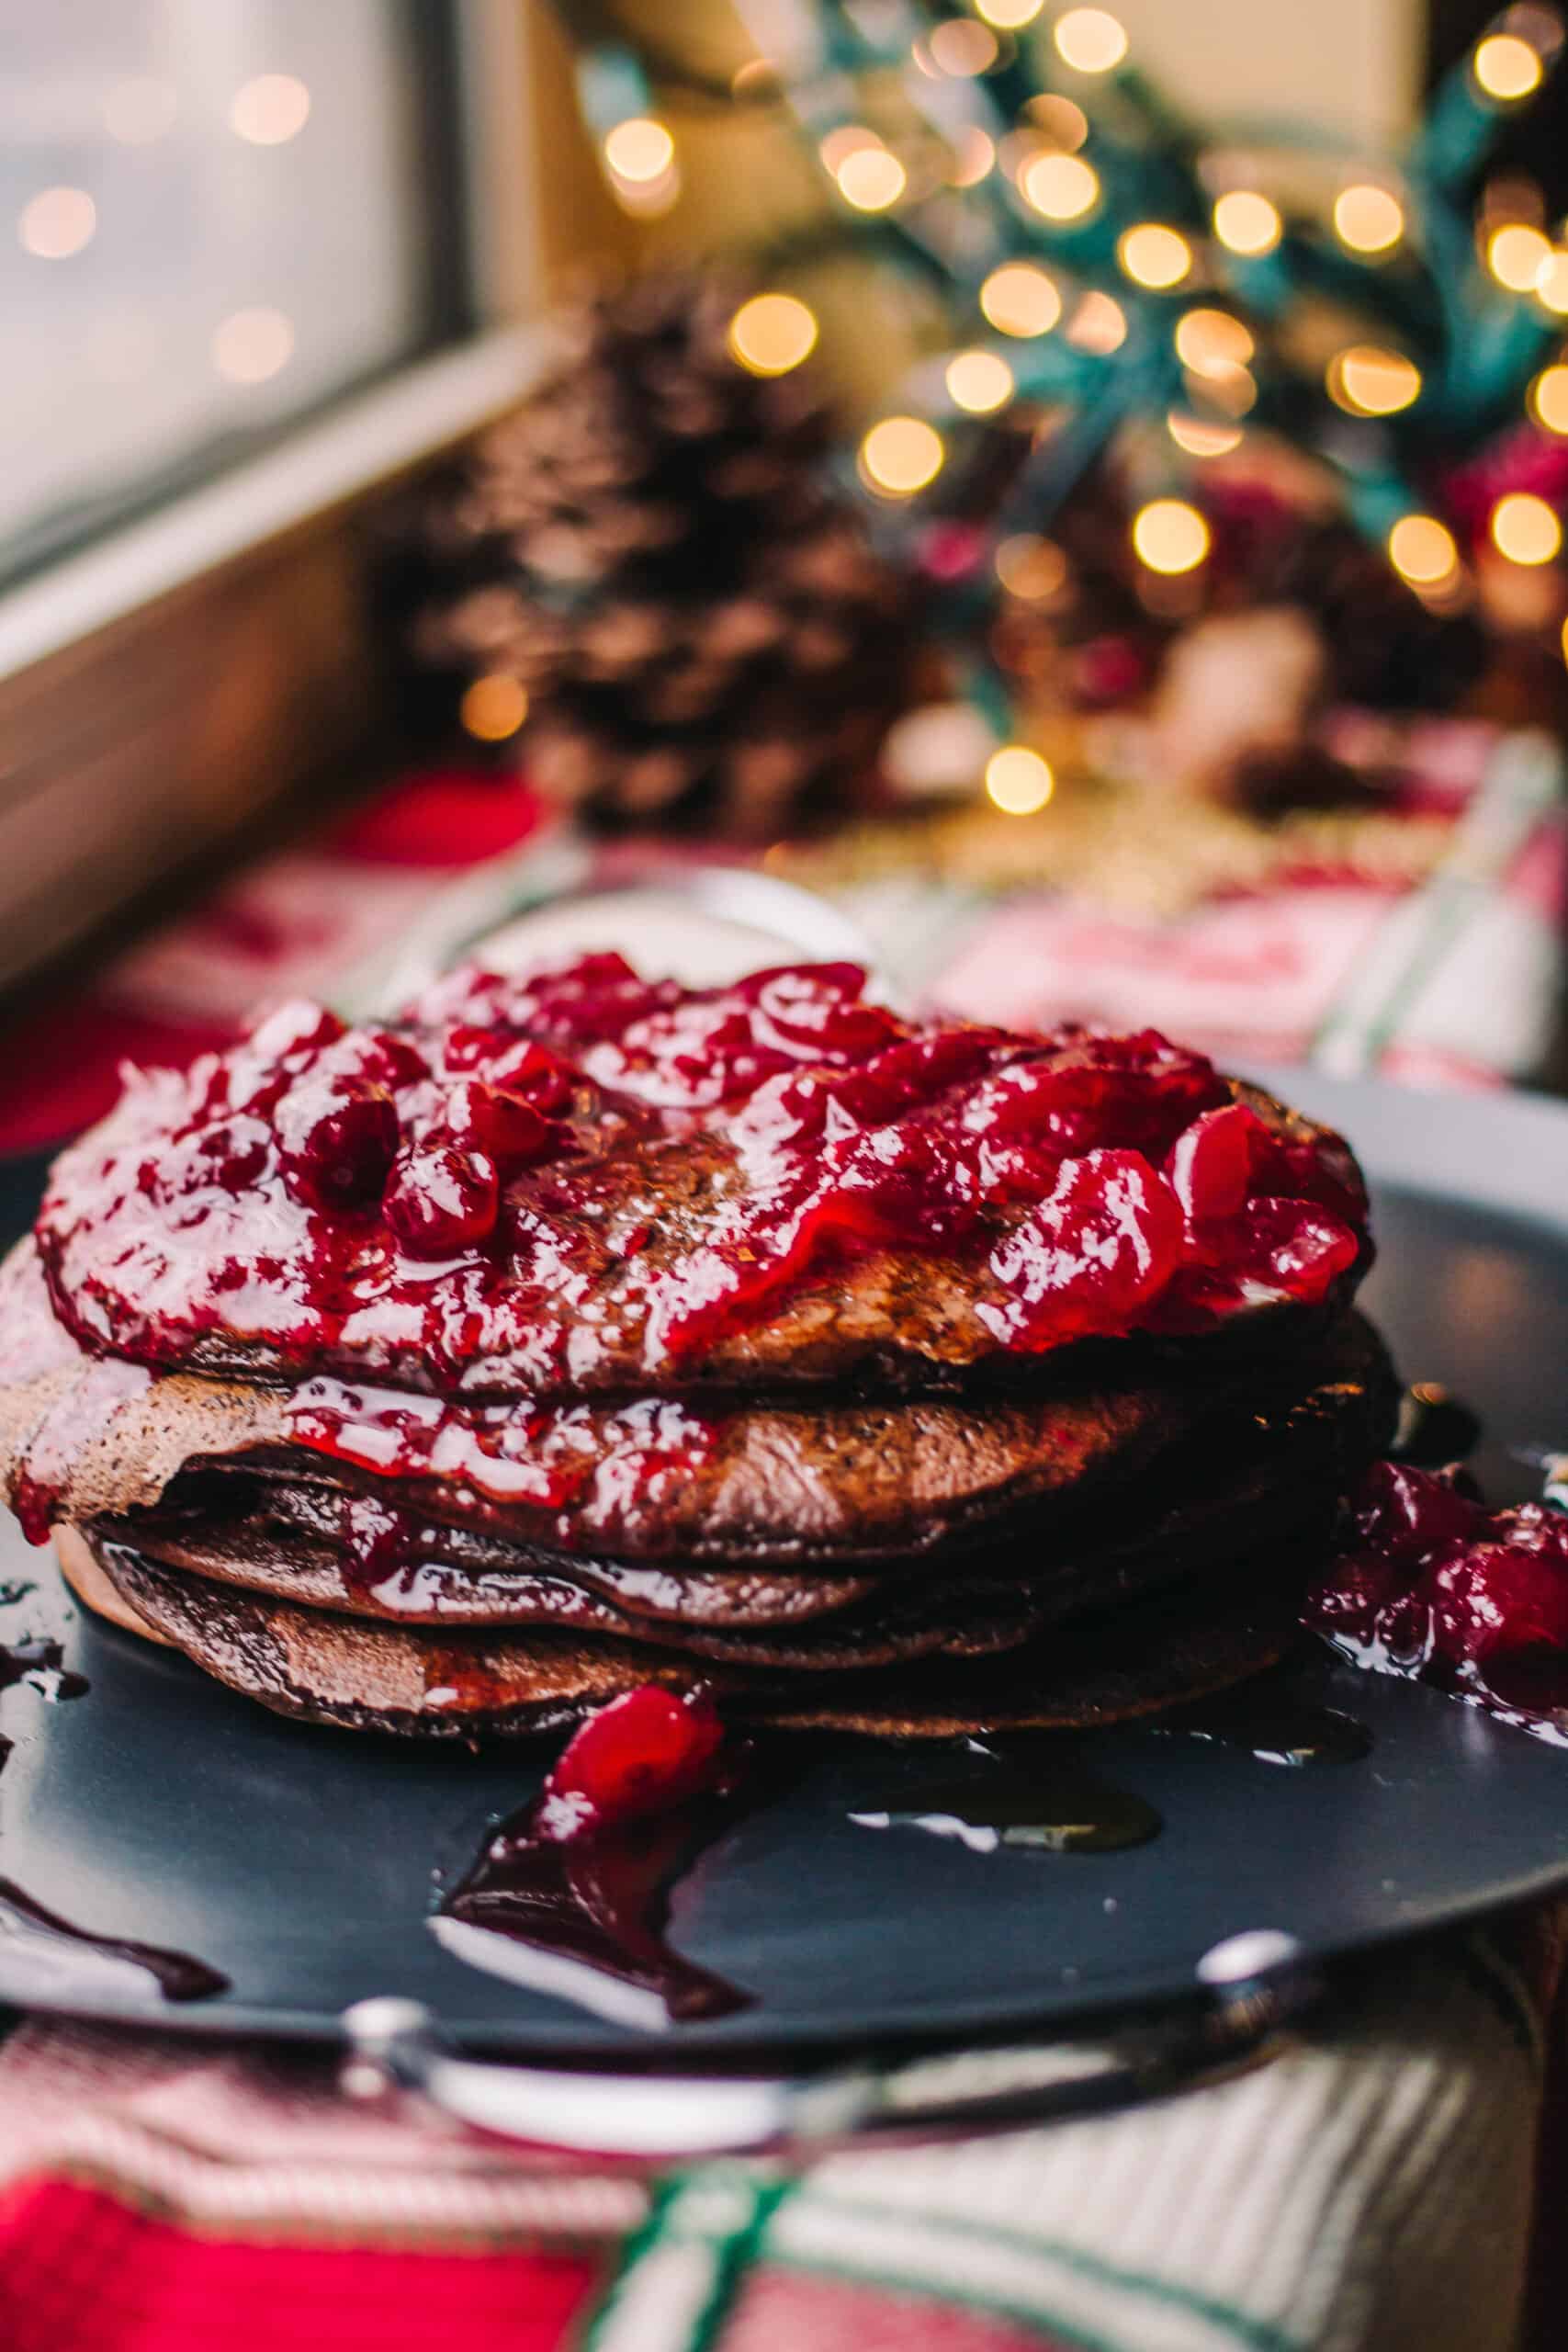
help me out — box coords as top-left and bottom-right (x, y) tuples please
(0, 954), (1395, 1737)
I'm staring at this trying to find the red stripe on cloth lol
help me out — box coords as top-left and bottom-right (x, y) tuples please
(323, 771), (545, 868)
(0, 2177), (602, 2352)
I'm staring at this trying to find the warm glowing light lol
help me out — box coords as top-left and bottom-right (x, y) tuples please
(1168, 411), (1244, 457)
(460, 676), (529, 741)
(1173, 308), (1254, 377)
(1054, 7), (1128, 73)
(102, 78), (175, 144)
(1474, 32), (1543, 99)
(951, 127), (996, 186)
(1535, 251), (1568, 312)
(996, 535), (1069, 600)
(930, 17), (998, 74)
(1562, 611), (1568, 669)
(604, 118), (674, 183)
(1491, 490), (1562, 564)
(211, 306), (295, 384)
(859, 416), (945, 495)
(1027, 96), (1089, 149)
(1213, 189), (1281, 255)
(836, 146), (907, 210)
(1387, 514), (1458, 585)
(1529, 362), (1568, 433)
(728, 292), (818, 375)
(1118, 223), (1191, 288)
(945, 349), (1015, 412)
(1488, 220), (1551, 290)
(18, 187), (96, 260)
(819, 125), (878, 174)
(1190, 363), (1257, 417)
(1132, 498), (1210, 574)
(1066, 290), (1127, 352)
(230, 73), (310, 144)
(1334, 183), (1404, 254)
(1326, 345), (1422, 416)
(980, 261), (1062, 336)
(1021, 151), (1099, 220)
(986, 745), (1055, 813)
(977, 0), (1044, 23)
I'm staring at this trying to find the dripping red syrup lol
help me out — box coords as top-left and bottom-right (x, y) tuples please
(437, 1687), (754, 2026)
(1305, 1461), (1568, 1744)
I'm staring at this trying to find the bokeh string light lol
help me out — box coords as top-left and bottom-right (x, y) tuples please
(551, 0), (1568, 759)
(728, 293), (818, 375)
(985, 745), (1055, 812)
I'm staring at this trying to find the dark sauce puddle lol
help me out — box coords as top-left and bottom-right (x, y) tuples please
(0, 1636), (88, 1704)
(434, 1776), (763, 2027)
(0, 1634), (227, 2003)
(0, 1877), (229, 2003)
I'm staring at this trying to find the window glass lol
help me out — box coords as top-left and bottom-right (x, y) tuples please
(0, 0), (459, 582)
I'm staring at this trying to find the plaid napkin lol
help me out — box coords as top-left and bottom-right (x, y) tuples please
(0, 1910), (1558, 2352)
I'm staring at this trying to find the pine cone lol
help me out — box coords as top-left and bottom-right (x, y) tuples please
(404, 276), (914, 836)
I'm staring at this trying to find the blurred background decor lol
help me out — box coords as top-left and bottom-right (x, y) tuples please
(0, 0), (1564, 1146)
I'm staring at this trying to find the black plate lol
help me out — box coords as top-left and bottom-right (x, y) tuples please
(2, 1073), (1567, 2055)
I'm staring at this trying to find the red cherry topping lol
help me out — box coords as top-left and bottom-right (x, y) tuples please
(274, 1077), (399, 1210)
(442, 1080), (562, 1174)
(1308, 1460), (1568, 1736)
(384, 1144), (500, 1256)
(1349, 1459), (1483, 1566)
(32, 954), (1371, 1385)
(982, 1149), (1185, 1350)
(537, 1686), (727, 1841)
(1167, 1102), (1268, 1224)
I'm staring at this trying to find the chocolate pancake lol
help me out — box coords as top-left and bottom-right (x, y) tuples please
(7, 956), (1392, 1747)
(93, 1317), (1394, 1667)
(0, 1242), (1386, 1572)
(68, 1317), (1393, 1722)
(83, 1534), (1311, 1740)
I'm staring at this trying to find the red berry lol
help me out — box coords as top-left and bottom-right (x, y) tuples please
(443, 1080), (560, 1173)
(1430, 1532), (1568, 1668)
(539, 1686), (726, 1840)
(1260, 1131), (1368, 1225)
(983, 1148), (1184, 1348)
(1350, 1461), (1483, 1566)
(968, 1033), (1225, 1159)
(384, 1144), (500, 1255)
(1167, 1102), (1268, 1223)
(746, 964), (902, 1062)
(480, 1040), (578, 1114)
(836, 1033), (1002, 1125)
(815, 1122), (985, 1250)
(275, 1077), (399, 1209)
(1233, 1197), (1361, 1304)
(1304, 1551), (1407, 1647)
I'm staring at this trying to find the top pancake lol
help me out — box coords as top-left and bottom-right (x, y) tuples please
(30, 957), (1372, 1401)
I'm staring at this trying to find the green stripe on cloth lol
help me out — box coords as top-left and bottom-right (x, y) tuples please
(764, 2192), (1300, 2352)
(577, 2170), (791, 2352)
